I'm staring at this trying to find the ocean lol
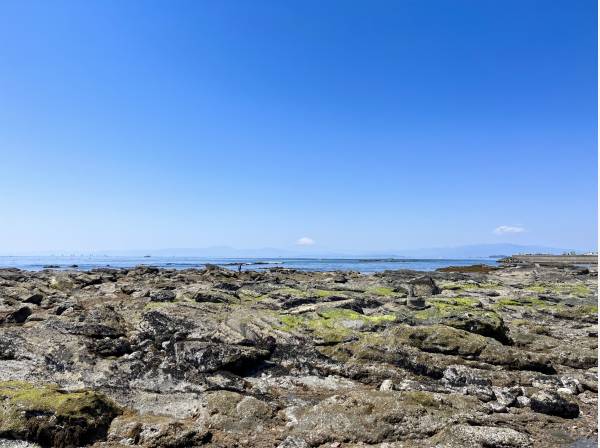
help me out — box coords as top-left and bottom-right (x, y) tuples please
(0, 256), (498, 273)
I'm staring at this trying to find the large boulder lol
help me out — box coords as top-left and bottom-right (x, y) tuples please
(407, 276), (440, 297)
(413, 298), (511, 344)
(0, 381), (120, 448)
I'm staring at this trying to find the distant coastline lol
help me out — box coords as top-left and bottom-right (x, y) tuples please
(0, 255), (499, 273)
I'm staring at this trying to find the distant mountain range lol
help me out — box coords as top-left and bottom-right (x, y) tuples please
(73, 243), (581, 259)
(8, 243), (591, 259)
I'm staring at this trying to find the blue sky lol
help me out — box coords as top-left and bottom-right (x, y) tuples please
(0, 0), (597, 253)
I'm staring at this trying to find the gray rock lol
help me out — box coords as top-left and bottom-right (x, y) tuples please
(492, 386), (522, 407)
(407, 276), (440, 297)
(433, 424), (532, 447)
(569, 440), (599, 448)
(561, 376), (584, 395)
(149, 289), (176, 302)
(277, 436), (309, 448)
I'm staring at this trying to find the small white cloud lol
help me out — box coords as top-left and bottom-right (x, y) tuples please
(296, 237), (315, 246)
(494, 225), (525, 235)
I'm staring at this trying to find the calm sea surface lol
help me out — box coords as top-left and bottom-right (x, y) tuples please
(0, 256), (498, 273)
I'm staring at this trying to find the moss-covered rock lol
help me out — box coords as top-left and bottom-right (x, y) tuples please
(414, 298), (511, 344)
(0, 381), (120, 447)
(276, 308), (396, 344)
(525, 282), (592, 298)
(388, 324), (488, 356)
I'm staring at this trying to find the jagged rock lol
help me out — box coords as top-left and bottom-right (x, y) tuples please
(492, 386), (522, 407)
(0, 264), (595, 447)
(560, 376), (584, 395)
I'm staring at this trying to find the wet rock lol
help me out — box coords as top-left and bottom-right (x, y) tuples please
(530, 390), (580, 418)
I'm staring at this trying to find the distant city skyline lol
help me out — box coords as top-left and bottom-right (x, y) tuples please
(0, 1), (597, 253)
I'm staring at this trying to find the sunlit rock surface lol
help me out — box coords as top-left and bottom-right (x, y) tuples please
(0, 263), (596, 447)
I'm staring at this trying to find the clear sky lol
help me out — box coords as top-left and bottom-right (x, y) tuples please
(0, 0), (597, 253)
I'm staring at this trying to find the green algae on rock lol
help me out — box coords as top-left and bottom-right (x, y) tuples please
(0, 262), (596, 447)
(277, 308), (396, 344)
(413, 297), (511, 344)
(0, 381), (120, 448)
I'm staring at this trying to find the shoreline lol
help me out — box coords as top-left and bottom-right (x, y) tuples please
(0, 262), (597, 447)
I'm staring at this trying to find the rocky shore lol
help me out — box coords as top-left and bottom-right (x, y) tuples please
(0, 263), (597, 447)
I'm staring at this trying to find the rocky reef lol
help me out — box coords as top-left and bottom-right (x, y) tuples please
(0, 263), (596, 447)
